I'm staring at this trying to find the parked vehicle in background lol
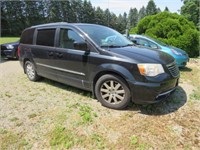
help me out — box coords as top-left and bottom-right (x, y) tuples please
(128, 34), (189, 67)
(1, 41), (19, 59)
(19, 22), (179, 109)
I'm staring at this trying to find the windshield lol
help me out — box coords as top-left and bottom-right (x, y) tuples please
(76, 24), (133, 47)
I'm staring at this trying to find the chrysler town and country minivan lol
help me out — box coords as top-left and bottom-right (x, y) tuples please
(18, 22), (179, 109)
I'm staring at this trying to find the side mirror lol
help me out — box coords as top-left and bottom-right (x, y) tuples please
(74, 42), (89, 51)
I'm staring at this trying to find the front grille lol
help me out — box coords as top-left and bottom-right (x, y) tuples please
(167, 61), (179, 77)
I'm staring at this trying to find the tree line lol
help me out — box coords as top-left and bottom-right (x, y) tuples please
(1, 0), (163, 36)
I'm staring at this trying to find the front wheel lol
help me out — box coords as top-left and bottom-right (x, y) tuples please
(95, 74), (131, 109)
(25, 61), (40, 81)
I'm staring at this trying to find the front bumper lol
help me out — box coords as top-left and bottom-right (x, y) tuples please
(1, 49), (16, 58)
(175, 56), (189, 67)
(128, 77), (179, 104)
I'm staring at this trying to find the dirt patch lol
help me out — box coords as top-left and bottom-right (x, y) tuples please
(0, 58), (200, 149)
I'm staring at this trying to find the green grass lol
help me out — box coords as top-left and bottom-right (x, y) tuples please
(78, 105), (97, 124)
(190, 86), (200, 101)
(0, 37), (19, 44)
(49, 126), (80, 149)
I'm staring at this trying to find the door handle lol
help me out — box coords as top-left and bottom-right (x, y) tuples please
(56, 52), (63, 58)
(48, 51), (54, 56)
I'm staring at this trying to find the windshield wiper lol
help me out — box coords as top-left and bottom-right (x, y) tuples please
(121, 44), (135, 47)
(100, 45), (122, 48)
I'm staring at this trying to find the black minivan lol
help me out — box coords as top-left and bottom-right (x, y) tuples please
(19, 22), (179, 109)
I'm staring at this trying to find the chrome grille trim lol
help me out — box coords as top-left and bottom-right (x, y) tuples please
(166, 61), (179, 77)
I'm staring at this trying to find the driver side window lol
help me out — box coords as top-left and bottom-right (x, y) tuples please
(59, 29), (84, 49)
(136, 38), (158, 49)
(136, 38), (149, 47)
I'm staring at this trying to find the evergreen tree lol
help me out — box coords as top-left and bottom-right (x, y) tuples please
(104, 8), (111, 26)
(70, 0), (83, 23)
(82, 0), (95, 23)
(164, 6), (169, 11)
(60, 0), (71, 22)
(138, 6), (146, 21)
(146, 0), (158, 15)
(157, 8), (161, 13)
(128, 8), (138, 28)
(95, 6), (106, 25)
(181, 0), (200, 28)
(47, 0), (62, 22)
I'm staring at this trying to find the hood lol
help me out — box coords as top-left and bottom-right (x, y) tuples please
(107, 46), (174, 65)
(1, 41), (19, 46)
(168, 45), (187, 55)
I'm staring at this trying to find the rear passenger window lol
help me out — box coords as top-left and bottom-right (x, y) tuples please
(36, 29), (56, 47)
(20, 28), (35, 44)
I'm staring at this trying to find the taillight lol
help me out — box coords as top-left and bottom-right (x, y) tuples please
(17, 46), (20, 57)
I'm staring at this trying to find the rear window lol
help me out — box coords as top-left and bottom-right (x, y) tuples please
(36, 29), (56, 47)
(20, 28), (35, 44)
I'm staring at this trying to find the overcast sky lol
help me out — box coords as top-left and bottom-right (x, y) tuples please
(90, 0), (183, 15)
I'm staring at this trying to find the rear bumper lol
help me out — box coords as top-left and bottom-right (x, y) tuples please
(128, 77), (179, 104)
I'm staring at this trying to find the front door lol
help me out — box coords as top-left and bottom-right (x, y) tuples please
(54, 28), (89, 89)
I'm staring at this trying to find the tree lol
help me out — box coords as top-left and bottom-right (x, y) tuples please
(146, 0), (158, 15)
(82, 0), (95, 23)
(128, 8), (138, 28)
(138, 6), (146, 21)
(181, 0), (200, 28)
(60, 0), (72, 22)
(94, 6), (105, 25)
(1, 0), (25, 36)
(115, 13), (127, 33)
(133, 11), (200, 57)
(164, 6), (169, 11)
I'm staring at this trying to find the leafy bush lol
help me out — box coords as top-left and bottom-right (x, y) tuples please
(131, 11), (200, 57)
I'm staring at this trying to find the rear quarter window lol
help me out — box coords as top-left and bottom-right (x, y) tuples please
(20, 28), (35, 44)
(36, 29), (56, 47)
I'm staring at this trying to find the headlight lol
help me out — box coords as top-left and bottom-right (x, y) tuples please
(137, 64), (165, 77)
(171, 49), (182, 56)
(6, 45), (14, 49)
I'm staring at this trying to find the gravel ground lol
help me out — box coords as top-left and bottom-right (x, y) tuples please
(0, 58), (200, 149)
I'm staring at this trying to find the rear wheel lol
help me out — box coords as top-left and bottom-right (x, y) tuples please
(95, 74), (131, 109)
(25, 61), (40, 81)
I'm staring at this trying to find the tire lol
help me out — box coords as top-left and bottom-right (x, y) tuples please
(95, 74), (131, 110)
(24, 61), (40, 81)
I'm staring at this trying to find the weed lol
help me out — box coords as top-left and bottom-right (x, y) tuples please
(78, 105), (96, 124)
(16, 122), (23, 127)
(130, 135), (138, 145)
(0, 132), (28, 149)
(28, 113), (37, 119)
(0, 128), (8, 134)
(5, 92), (12, 98)
(190, 86), (200, 100)
(66, 103), (80, 109)
(91, 133), (106, 149)
(10, 117), (19, 122)
(49, 126), (75, 149)
(130, 135), (149, 149)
